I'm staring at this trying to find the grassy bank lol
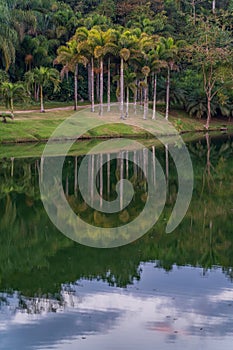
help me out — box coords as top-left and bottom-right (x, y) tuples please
(0, 132), (225, 159)
(0, 104), (232, 148)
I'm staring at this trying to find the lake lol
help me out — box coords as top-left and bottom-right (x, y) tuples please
(0, 133), (233, 350)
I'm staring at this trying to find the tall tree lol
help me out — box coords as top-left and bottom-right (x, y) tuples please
(55, 39), (87, 110)
(118, 30), (139, 119)
(156, 37), (181, 120)
(119, 48), (130, 119)
(113, 68), (136, 117)
(189, 21), (233, 128)
(89, 28), (118, 115)
(151, 56), (167, 120)
(141, 65), (150, 119)
(77, 27), (96, 112)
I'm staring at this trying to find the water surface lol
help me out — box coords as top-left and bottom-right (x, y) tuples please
(0, 133), (233, 349)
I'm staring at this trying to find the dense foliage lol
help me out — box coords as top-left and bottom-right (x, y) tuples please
(0, 0), (233, 125)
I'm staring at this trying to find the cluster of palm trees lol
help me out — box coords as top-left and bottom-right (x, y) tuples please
(55, 26), (183, 120)
(0, 67), (60, 115)
(0, 26), (181, 119)
(24, 67), (60, 113)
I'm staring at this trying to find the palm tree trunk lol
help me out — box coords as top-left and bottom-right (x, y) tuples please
(143, 77), (148, 120)
(88, 63), (92, 101)
(152, 73), (157, 120)
(96, 72), (100, 102)
(91, 57), (95, 112)
(126, 86), (129, 117)
(40, 85), (45, 113)
(74, 64), (78, 111)
(165, 67), (170, 120)
(107, 57), (111, 112)
(120, 57), (124, 119)
(212, 0), (216, 13)
(134, 80), (137, 114)
(99, 57), (103, 116)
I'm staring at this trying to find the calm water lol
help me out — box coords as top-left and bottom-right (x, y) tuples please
(0, 133), (233, 350)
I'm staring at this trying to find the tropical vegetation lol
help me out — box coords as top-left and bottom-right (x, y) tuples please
(0, 0), (233, 127)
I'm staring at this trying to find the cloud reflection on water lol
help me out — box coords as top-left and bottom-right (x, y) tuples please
(0, 263), (233, 350)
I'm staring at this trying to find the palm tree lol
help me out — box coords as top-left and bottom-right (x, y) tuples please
(107, 55), (111, 112)
(89, 28), (118, 116)
(55, 39), (88, 110)
(114, 69), (136, 117)
(118, 30), (139, 119)
(76, 27), (95, 112)
(150, 55), (167, 120)
(119, 48), (130, 119)
(141, 66), (150, 120)
(139, 34), (164, 120)
(105, 32), (119, 112)
(124, 69), (137, 118)
(156, 37), (179, 120)
(25, 67), (60, 113)
(0, 81), (27, 115)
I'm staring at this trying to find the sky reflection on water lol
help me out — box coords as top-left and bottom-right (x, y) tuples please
(1, 263), (233, 350)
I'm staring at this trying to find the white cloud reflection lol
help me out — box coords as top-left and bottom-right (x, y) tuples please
(0, 264), (233, 350)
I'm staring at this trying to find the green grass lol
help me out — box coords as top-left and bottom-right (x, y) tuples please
(0, 113), (71, 143)
(157, 108), (233, 133)
(0, 107), (152, 143)
(0, 104), (233, 157)
(0, 118), (150, 143)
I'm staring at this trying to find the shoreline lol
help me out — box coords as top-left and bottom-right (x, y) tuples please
(0, 127), (229, 145)
(0, 130), (231, 160)
(1, 104), (232, 150)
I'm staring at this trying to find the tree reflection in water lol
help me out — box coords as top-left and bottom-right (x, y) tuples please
(0, 134), (232, 298)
